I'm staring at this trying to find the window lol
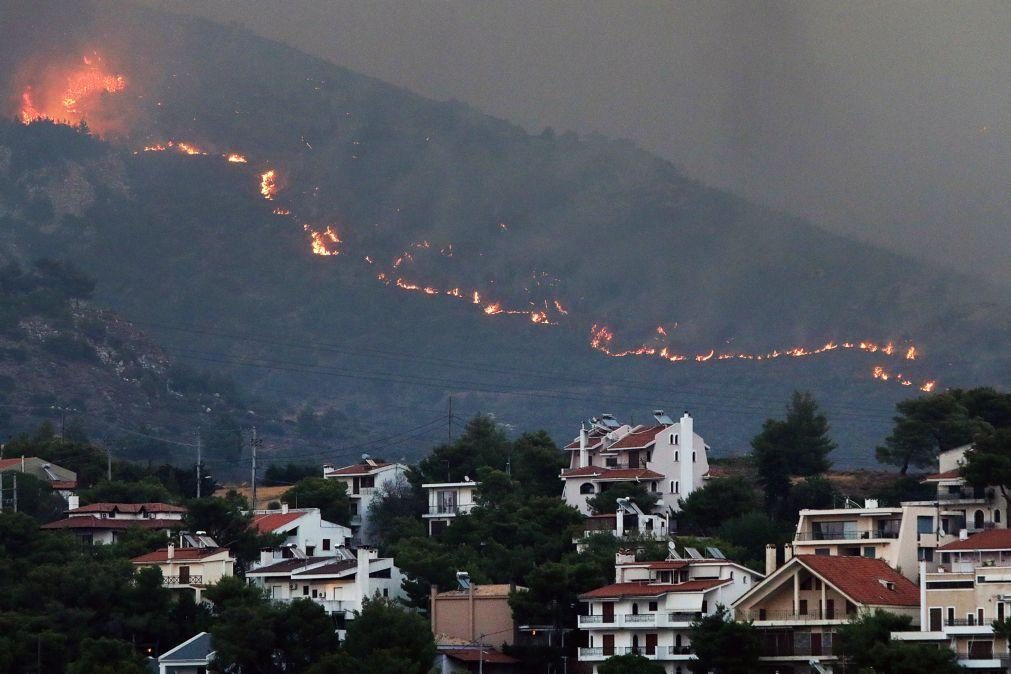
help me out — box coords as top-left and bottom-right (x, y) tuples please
(674, 451), (679, 462)
(675, 481), (679, 494)
(692, 451), (696, 463)
(648, 601), (658, 612)
(670, 481), (675, 493)
(815, 548), (831, 556)
(947, 607), (955, 625)
(997, 510), (1002, 524)
(383, 588), (389, 597)
(863, 547), (876, 558)
(306, 546), (315, 556)
(674, 434), (679, 445)
(323, 539), (331, 551)
(312, 589), (318, 598)
(303, 585), (310, 596)
(978, 608), (985, 624)
(650, 482), (657, 492)
(632, 603), (639, 615)
(1000, 603), (1006, 621)
(918, 547), (934, 562)
(580, 483), (595, 495)
(701, 600), (708, 613)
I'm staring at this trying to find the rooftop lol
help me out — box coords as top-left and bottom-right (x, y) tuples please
(71, 502), (186, 514)
(250, 511), (304, 534)
(609, 425), (665, 450)
(435, 584), (519, 599)
(324, 460), (393, 476)
(131, 547), (229, 563)
(42, 516), (180, 531)
(794, 555), (919, 606)
(560, 467), (664, 480)
(580, 578), (731, 599)
(442, 647), (519, 664)
(940, 528), (1011, 551)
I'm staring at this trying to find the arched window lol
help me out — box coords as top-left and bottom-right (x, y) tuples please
(675, 481), (680, 494)
(692, 451), (696, 463)
(996, 509), (1002, 524)
(580, 483), (595, 495)
(675, 634), (682, 648)
(975, 510), (986, 530)
(674, 434), (679, 445)
(674, 451), (679, 462)
(632, 603), (639, 615)
(670, 481), (675, 493)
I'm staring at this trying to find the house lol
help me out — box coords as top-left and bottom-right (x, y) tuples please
(249, 505), (352, 565)
(246, 546), (405, 637)
(433, 645), (521, 673)
(0, 456), (77, 500)
(579, 497), (669, 548)
(322, 458), (408, 542)
(560, 411), (709, 517)
(891, 528), (1011, 670)
(422, 479), (479, 536)
(733, 554), (920, 673)
(156, 632), (215, 674)
(431, 583), (525, 648)
(576, 548), (762, 673)
(912, 443), (1007, 533)
(40, 500), (185, 545)
(131, 542), (235, 602)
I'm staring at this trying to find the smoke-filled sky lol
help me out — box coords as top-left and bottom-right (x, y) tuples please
(145, 0), (1009, 286)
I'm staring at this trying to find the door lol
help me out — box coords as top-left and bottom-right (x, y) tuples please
(179, 565), (190, 583)
(602, 634), (614, 656)
(929, 607), (943, 631)
(628, 450), (640, 468)
(602, 602), (614, 623)
(645, 633), (658, 656)
(810, 633), (822, 656)
(825, 599), (835, 619)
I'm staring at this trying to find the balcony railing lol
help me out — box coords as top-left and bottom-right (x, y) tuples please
(955, 652), (1008, 664)
(664, 646), (695, 657)
(623, 614), (656, 624)
(578, 615), (609, 626)
(427, 504), (475, 516)
(351, 487), (375, 498)
(795, 530), (899, 541)
(579, 647), (605, 658)
(613, 647), (658, 658)
(163, 575), (203, 586)
(739, 609), (849, 622)
(667, 611), (703, 623)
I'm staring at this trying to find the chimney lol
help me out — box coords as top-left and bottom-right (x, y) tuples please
(864, 498), (879, 509)
(356, 547), (373, 605)
(579, 425), (589, 468)
(167, 543), (175, 561)
(959, 529), (969, 540)
(765, 544), (778, 575)
(783, 543), (794, 564)
(679, 412), (694, 501)
(430, 584), (439, 636)
(67, 495), (80, 511)
(281, 503), (289, 514)
(322, 463), (333, 477)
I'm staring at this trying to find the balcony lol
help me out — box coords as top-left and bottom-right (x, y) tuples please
(795, 529), (899, 542)
(622, 614), (656, 626)
(578, 615), (611, 627)
(350, 487), (375, 498)
(163, 575), (203, 586)
(667, 611), (703, 625)
(738, 609), (850, 623)
(578, 647), (605, 660)
(662, 645), (695, 659)
(612, 647), (658, 659)
(424, 504), (475, 517)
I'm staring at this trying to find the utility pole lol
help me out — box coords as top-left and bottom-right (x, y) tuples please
(0, 471), (4, 513)
(106, 446), (112, 482)
(250, 427), (259, 512)
(195, 436), (203, 499)
(448, 395), (453, 443)
(12, 473), (16, 513)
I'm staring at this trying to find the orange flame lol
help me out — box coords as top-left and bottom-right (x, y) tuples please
(920, 381), (936, 393)
(19, 53), (126, 129)
(226, 153), (248, 163)
(260, 170), (277, 200)
(304, 224), (341, 256)
(905, 346), (917, 360)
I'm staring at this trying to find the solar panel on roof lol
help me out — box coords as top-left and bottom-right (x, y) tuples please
(685, 547), (704, 560)
(706, 547), (726, 559)
(667, 541), (682, 560)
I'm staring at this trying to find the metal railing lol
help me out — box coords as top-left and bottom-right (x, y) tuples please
(795, 529), (900, 541)
(578, 615), (609, 625)
(664, 645), (694, 657)
(955, 652), (1009, 663)
(739, 609), (848, 622)
(579, 647), (605, 658)
(163, 575), (203, 586)
(623, 614), (656, 623)
(427, 504), (475, 515)
(667, 611), (703, 623)
(613, 647), (658, 658)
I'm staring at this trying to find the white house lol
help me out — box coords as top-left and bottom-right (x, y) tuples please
(41, 501), (185, 545)
(323, 459), (408, 543)
(156, 632), (215, 674)
(422, 479), (479, 536)
(249, 505), (352, 566)
(577, 548), (762, 674)
(246, 546), (405, 638)
(561, 411), (710, 517)
(578, 498), (669, 550)
(131, 543), (235, 602)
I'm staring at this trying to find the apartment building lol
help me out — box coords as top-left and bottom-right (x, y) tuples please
(323, 459), (408, 542)
(250, 505), (352, 566)
(892, 529), (1011, 671)
(422, 479), (479, 536)
(41, 500), (185, 544)
(733, 555), (920, 673)
(246, 546), (405, 637)
(131, 542), (235, 602)
(560, 410), (709, 517)
(577, 549), (761, 673)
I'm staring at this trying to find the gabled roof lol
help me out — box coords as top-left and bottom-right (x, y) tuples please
(251, 511), (304, 533)
(560, 467), (664, 480)
(131, 547), (230, 563)
(609, 425), (665, 450)
(325, 461), (393, 476)
(922, 469), (962, 482)
(795, 555), (919, 606)
(435, 584), (518, 599)
(71, 502), (186, 514)
(41, 516), (180, 531)
(564, 431), (607, 451)
(580, 578), (731, 599)
(160, 632), (215, 664)
(442, 648), (520, 664)
(247, 557), (334, 575)
(940, 528), (1011, 551)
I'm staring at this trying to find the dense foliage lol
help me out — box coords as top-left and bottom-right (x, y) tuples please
(687, 605), (761, 674)
(835, 610), (964, 674)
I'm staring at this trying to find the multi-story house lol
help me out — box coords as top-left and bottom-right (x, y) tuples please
(422, 479), (479, 536)
(131, 542), (235, 602)
(733, 554), (920, 673)
(560, 411), (709, 517)
(323, 458), (408, 542)
(250, 505), (352, 566)
(891, 528), (1011, 670)
(40, 500), (186, 544)
(577, 549), (761, 673)
(245, 546), (405, 638)
(579, 498), (669, 550)
(912, 443), (1007, 534)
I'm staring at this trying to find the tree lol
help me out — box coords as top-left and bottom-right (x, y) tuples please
(992, 616), (1011, 673)
(688, 605), (761, 674)
(282, 476), (351, 525)
(79, 478), (175, 504)
(510, 431), (567, 498)
(200, 414), (243, 462)
(367, 473), (426, 550)
(416, 415), (509, 483)
(835, 609), (912, 671)
(275, 599), (341, 672)
(65, 638), (148, 674)
(786, 474), (839, 512)
(342, 599), (437, 674)
(599, 653), (666, 674)
(185, 495), (280, 571)
(876, 392), (980, 474)
(752, 391), (835, 479)
(586, 482), (659, 514)
(961, 429), (1011, 500)
(677, 477), (759, 535)
(715, 513), (792, 572)
(0, 471), (65, 522)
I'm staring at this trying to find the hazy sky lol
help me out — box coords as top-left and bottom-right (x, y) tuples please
(147, 0), (1010, 286)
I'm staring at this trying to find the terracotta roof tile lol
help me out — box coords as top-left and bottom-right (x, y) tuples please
(250, 512), (304, 533)
(794, 555), (919, 606)
(609, 426), (665, 450)
(72, 502), (186, 514)
(580, 579), (730, 599)
(922, 469), (962, 482)
(435, 584), (518, 599)
(324, 461), (392, 476)
(443, 648), (519, 664)
(940, 529), (1011, 551)
(294, 560), (358, 576)
(41, 516), (179, 531)
(560, 467), (664, 480)
(131, 547), (229, 563)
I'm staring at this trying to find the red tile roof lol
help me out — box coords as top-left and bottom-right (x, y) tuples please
(41, 516), (179, 531)
(294, 560), (358, 576)
(609, 426), (665, 450)
(794, 555), (919, 606)
(50, 480), (78, 490)
(560, 467), (664, 480)
(0, 458), (24, 470)
(131, 547), (229, 563)
(922, 469), (962, 482)
(940, 529), (1011, 551)
(564, 431), (607, 450)
(325, 461), (392, 476)
(580, 578), (730, 599)
(444, 648), (519, 664)
(72, 502), (186, 514)
(251, 512), (304, 533)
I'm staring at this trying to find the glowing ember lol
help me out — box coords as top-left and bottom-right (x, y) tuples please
(272, 208), (291, 216)
(260, 170), (277, 200)
(226, 153), (248, 163)
(905, 346), (917, 360)
(484, 303), (502, 315)
(920, 381), (936, 392)
(304, 224), (341, 256)
(553, 300), (569, 315)
(19, 53), (126, 129)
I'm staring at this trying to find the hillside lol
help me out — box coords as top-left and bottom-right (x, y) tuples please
(0, 0), (1007, 466)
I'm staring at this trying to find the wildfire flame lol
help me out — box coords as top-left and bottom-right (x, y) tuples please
(304, 224), (341, 256)
(226, 153), (248, 163)
(19, 53), (126, 130)
(260, 170), (277, 200)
